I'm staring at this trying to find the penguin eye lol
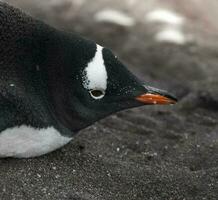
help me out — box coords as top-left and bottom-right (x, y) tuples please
(89, 89), (105, 99)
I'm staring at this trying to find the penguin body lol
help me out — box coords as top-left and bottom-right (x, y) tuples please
(0, 2), (177, 158)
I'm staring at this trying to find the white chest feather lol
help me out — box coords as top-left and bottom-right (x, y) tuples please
(0, 126), (72, 158)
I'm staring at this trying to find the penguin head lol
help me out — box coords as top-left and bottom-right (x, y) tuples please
(50, 37), (177, 132)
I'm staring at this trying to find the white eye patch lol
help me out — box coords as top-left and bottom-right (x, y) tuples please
(82, 44), (108, 98)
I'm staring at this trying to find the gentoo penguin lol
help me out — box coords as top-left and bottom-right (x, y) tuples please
(0, 2), (177, 158)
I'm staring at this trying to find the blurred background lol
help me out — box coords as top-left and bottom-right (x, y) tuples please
(1, 0), (218, 200)
(4, 0), (218, 47)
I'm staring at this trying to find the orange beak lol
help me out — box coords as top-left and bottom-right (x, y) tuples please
(135, 86), (177, 105)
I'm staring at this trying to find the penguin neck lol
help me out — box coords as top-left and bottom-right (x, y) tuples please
(37, 31), (93, 134)
(45, 68), (91, 133)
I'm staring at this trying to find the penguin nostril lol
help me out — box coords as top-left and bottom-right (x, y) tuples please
(89, 89), (105, 99)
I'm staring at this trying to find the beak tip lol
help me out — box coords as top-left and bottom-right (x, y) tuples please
(165, 95), (178, 104)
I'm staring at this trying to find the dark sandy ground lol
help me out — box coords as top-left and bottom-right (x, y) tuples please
(1, 0), (218, 199)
